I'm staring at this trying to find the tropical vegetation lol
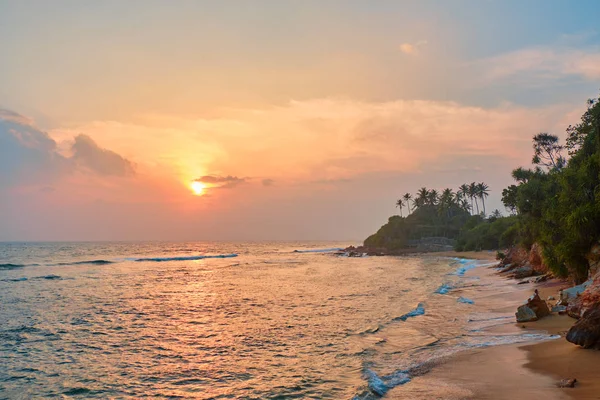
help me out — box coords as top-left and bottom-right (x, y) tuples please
(365, 93), (600, 283)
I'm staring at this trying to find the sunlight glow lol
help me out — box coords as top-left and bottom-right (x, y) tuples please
(190, 181), (206, 196)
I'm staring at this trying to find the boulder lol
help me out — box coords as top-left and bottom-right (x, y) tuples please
(512, 264), (534, 279)
(515, 291), (551, 322)
(516, 305), (538, 322)
(566, 305), (600, 349)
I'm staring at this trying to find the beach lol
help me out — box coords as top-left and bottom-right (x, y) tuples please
(388, 251), (600, 400)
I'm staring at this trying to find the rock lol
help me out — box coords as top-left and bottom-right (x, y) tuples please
(512, 264), (534, 279)
(567, 296), (583, 319)
(517, 279), (530, 285)
(552, 305), (567, 314)
(561, 280), (592, 301)
(516, 305), (538, 322)
(515, 291), (551, 322)
(532, 274), (549, 283)
(548, 296), (556, 301)
(556, 378), (577, 388)
(567, 305), (600, 349)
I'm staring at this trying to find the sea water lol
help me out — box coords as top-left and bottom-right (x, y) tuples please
(0, 242), (555, 399)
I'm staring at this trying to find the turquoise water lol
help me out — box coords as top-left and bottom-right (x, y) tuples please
(0, 243), (554, 399)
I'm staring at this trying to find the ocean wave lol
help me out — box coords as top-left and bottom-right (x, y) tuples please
(434, 283), (452, 294)
(292, 248), (343, 253)
(354, 332), (558, 398)
(134, 254), (238, 262)
(52, 259), (114, 266)
(394, 303), (425, 322)
(457, 296), (475, 304)
(1, 277), (28, 282)
(0, 263), (26, 270)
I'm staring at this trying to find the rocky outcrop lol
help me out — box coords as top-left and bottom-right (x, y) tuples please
(498, 245), (550, 281)
(516, 291), (551, 322)
(528, 243), (548, 274)
(498, 246), (529, 272)
(566, 305), (600, 349)
(560, 274), (599, 319)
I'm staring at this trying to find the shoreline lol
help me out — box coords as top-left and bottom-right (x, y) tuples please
(387, 252), (600, 399)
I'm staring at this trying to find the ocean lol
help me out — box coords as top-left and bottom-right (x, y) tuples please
(0, 242), (557, 399)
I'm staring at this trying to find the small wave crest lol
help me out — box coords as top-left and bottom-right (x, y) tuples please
(292, 248), (343, 253)
(51, 259), (114, 266)
(134, 254), (238, 262)
(434, 283), (452, 294)
(394, 303), (425, 322)
(0, 263), (26, 270)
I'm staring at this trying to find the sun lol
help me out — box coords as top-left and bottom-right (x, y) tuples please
(190, 181), (206, 196)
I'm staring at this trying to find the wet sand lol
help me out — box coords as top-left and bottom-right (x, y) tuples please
(390, 254), (600, 399)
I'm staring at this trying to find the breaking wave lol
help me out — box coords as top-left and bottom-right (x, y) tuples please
(293, 248), (343, 253)
(134, 254), (238, 262)
(0, 263), (26, 270)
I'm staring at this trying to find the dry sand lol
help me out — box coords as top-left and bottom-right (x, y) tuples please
(389, 252), (600, 399)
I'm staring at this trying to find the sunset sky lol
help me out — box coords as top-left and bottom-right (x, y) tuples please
(2, 0), (600, 241)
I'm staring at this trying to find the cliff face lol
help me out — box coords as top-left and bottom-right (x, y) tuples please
(498, 245), (549, 280)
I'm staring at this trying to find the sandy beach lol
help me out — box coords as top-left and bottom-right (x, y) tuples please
(388, 252), (600, 400)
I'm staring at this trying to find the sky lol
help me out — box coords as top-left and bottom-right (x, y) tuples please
(1, 0), (600, 241)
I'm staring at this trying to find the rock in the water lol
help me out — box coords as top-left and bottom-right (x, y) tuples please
(566, 305), (600, 349)
(515, 291), (550, 322)
(556, 378), (577, 388)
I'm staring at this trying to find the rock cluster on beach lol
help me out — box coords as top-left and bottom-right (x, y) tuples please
(501, 242), (600, 350)
(565, 266), (600, 349)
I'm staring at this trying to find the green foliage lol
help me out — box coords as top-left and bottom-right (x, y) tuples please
(505, 95), (600, 283)
(364, 204), (471, 249)
(367, 94), (600, 284)
(455, 216), (519, 252)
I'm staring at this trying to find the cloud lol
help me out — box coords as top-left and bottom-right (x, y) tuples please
(262, 178), (275, 187)
(0, 109), (135, 188)
(399, 40), (427, 55)
(476, 47), (600, 83)
(0, 108), (69, 187)
(195, 175), (246, 189)
(71, 134), (135, 176)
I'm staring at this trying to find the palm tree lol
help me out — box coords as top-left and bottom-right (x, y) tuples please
(460, 199), (471, 213)
(477, 182), (489, 216)
(491, 209), (502, 219)
(396, 198), (404, 217)
(440, 188), (455, 217)
(403, 193), (412, 215)
(415, 187), (429, 208)
(469, 182), (479, 215)
(459, 184), (470, 213)
(428, 189), (439, 206)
